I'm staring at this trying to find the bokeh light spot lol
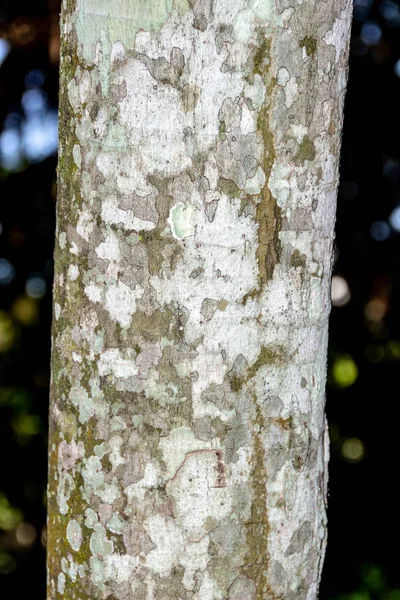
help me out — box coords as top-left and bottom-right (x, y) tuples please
(389, 206), (400, 231)
(333, 355), (358, 387)
(331, 275), (351, 307)
(0, 38), (10, 67)
(0, 129), (22, 171)
(383, 158), (400, 181)
(0, 258), (15, 286)
(370, 220), (390, 241)
(365, 298), (387, 321)
(353, 0), (373, 22)
(341, 438), (365, 463)
(380, 0), (400, 26)
(364, 344), (385, 363)
(26, 274), (46, 299)
(15, 522), (37, 548)
(25, 69), (44, 89)
(0, 553), (17, 575)
(21, 89), (47, 116)
(361, 21), (382, 46)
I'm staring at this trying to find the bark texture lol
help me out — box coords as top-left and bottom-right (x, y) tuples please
(48, 1), (352, 598)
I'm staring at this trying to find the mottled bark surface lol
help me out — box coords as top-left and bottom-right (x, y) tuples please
(48, 1), (352, 598)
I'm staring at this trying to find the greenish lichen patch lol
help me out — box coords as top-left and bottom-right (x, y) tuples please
(241, 287), (258, 305)
(247, 345), (285, 380)
(290, 249), (306, 269)
(218, 177), (241, 199)
(294, 136), (316, 165)
(130, 308), (174, 342)
(253, 38), (270, 77)
(300, 35), (317, 56)
(229, 345), (285, 392)
(67, 519), (83, 551)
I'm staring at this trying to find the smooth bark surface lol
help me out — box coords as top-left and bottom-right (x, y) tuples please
(48, 0), (352, 598)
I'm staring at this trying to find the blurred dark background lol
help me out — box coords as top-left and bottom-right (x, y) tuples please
(0, 0), (399, 598)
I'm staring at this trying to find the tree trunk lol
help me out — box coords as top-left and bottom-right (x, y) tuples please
(48, 0), (352, 598)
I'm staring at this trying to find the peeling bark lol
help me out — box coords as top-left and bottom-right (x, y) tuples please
(48, 0), (352, 598)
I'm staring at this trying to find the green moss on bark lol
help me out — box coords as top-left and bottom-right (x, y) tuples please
(300, 35), (317, 56)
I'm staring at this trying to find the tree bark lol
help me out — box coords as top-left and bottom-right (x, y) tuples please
(48, 0), (352, 598)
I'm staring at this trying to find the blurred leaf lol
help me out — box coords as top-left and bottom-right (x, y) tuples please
(0, 310), (15, 352)
(11, 414), (42, 443)
(11, 295), (39, 326)
(361, 564), (386, 592)
(0, 552), (17, 575)
(0, 492), (23, 531)
(385, 340), (400, 360)
(0, 387), (31, 412)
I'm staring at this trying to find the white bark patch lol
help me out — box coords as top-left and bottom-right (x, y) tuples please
(54, 303), (61, 320)
(84, 283), (102, 304)
(144, 515), (184, 577)
(105, 281), (144, 328)
(167, 450), (232, 534)
(68, 264), (79, 281)
(95, 233), (120, 262)
(291, 124), (308, 143)
(57, 472), (75, 515)
(284, 76), (299, 109)
(76, 210), (94, 241)
(144, 514), (210, 582)
(323, 7), (353, 63)
(159, 427), (220, 479)
(104, 554), (139, 583)
(59, 232), (67, 249)
(107, 513), (125, 534)
(98, 348), (138, 378)
(277, 67), (290, 86)
(108, 436), (125, 470)
(233, 8), (255, 42)
(125, 463), (161, 502)
(101, 197), (156, 232)
(58, 440), (85, 471)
